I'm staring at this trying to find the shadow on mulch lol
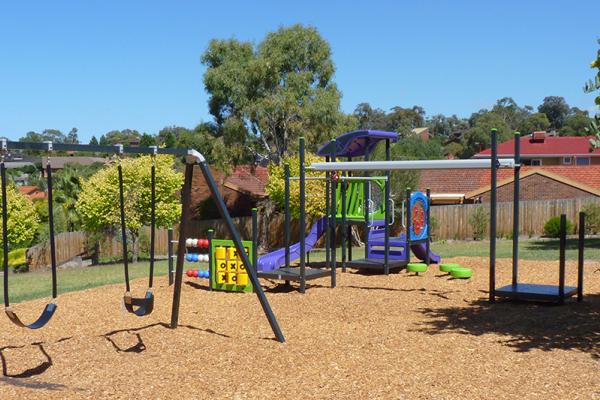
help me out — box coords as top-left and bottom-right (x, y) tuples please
(417, 294), (600, 357)
(0, 336), (73, 380)
(102, 322), (231, 353)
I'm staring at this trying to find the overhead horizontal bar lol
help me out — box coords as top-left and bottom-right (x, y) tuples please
(3, 140), (190, 157)
(308, 159), (515, 171)
(289, 176), (327, 181)
(338, 176), (387, 181)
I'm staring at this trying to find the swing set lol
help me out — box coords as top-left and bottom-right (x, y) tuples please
(0, 140), (285, 342)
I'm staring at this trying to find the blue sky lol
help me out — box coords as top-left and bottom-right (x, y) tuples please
(1, 1), (599, 142)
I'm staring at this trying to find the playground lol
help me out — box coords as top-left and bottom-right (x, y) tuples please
(1, 131), (599, 399)
(0, 256), (599, 399)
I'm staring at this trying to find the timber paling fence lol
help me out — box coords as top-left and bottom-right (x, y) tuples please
(25, 197), (599, 270)
(431, 197), (599, 240)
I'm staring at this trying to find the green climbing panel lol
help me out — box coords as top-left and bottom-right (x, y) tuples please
(335, 179), (386, 221)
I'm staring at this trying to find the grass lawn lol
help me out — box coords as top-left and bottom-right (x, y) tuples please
(307, 237), (600, 262)
(2, 260), (171, 305)
(3, 238), (599, 305)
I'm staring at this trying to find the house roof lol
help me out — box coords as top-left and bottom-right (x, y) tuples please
(474, 134), (600, 158)
(223, 165), (269, 197)
(316, 130), (398, 158)
(419, 166), (600, 198)
(18, 185), (46, 200)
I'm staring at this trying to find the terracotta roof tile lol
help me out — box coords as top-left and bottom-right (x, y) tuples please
(475, 135), (600, 157)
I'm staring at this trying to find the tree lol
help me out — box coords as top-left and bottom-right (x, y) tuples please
(538, 96), (570, 130)
(139, 133), (156, 147)
(353, 103), (388, 130)
(427, 114), (468, 138)
(66, 128), (79, 144)
(560, 111), (592, 136)
(461, 112), (512, 158)
(586, 39), (600, 149)
(101, 129), (142, 145)
(202, 24), (345, 164)
(0, 184), (39, 248)
(518, 113), (551, 134)
(386, 106), (426, 134)
(76, 155), (183, 262)
(491, 97), (530, 130)
(89, 136), (99, 146)
(157, 126), (190, 147)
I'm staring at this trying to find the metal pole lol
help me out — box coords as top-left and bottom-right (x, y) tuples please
(489, 128), (498, 302)
(252, 208), (258, 283)
(512, 131), (520, 286)
(198, 161), (285, 342)
(347, 157), (353, 262)
(406, 188), (411, 263)
(167, 228), (174, 286)
(364, 139), (370, 260)
(330, 140), (337, 288)
(341, 168), (347, 273)
(284, 164), (290, 270)
(207, 229), (213, 291)
(384, 139), (391, 275)
(559, 214), (566, 304)
(46, 163), (58, 298)
(299, 137), (306, 293)
(577, 212), (584, 302)
(170, 163), (193, 328)
(325, 156), (331, 274)
(425, 188), (431, 267)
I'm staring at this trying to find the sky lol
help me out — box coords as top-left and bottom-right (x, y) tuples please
(1, 1), (599, 142)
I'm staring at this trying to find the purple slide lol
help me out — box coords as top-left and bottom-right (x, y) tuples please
(257, 217), (328, 271)
(410, 242), (441, 263)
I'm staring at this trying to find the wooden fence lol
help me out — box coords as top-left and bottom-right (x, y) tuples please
(430, 197), (599, 240)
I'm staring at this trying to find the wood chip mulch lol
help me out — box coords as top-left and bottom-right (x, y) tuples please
(0, 256), (599, 399)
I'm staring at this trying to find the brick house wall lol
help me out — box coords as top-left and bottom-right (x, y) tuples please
(475, 173), (596, 202)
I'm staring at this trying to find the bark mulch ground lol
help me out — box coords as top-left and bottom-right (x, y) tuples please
(0, 256), (599, 399)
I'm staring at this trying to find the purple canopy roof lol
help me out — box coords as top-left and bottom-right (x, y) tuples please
(316, 130), (398, 158)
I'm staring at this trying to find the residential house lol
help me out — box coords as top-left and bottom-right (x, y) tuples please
(473, 131), (600, 166)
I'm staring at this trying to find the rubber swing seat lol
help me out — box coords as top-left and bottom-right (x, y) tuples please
(407, 263), (428, 273)
(439, 263), (460, 273)
(450, 267), (472, 279)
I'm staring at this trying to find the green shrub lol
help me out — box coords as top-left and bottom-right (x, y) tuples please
(0, 248), (27, 271)
(543, 216), (573, 238)
(468, 205), (488, 240)
(581, 203), (600, 234)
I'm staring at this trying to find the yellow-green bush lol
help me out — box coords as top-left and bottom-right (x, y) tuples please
(266, 153), (328, 218)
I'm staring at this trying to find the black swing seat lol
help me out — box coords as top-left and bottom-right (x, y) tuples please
(5, 302), (57, 330)
(123, 291), (154, 317)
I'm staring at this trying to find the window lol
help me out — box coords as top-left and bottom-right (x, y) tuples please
(576, 157), (591, 166)
(562, 157), (572, 165)
(531, 159), (542, 166)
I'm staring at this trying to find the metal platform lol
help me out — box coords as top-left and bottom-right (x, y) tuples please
(495, 283), (577, 302)
(257, 267), (332, 282)
(344, 258), (407, 271)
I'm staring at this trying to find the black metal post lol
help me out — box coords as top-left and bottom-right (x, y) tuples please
(252, 208), (258, 273)
(577, 211), (584, 302)
(284, 163), (290, 271)
(167, 228), (174, 286)
(325, 156), (331, 273)
(117, 164), (131, 293)
(559, 214), (566, 304)
(384, 139), (391, 275)
(330, 140), (337, 288)
(347, 156), (353, 262)
(299, 137), (306, 293)
(425, 188), (431, 267)
(170, 163), (193, 328)
(207, 229), (214, 291)
(364, 140), (370, 260)
(1, 162), (9, 307)
(406, 188), (411, 263)
(197, 161), (285, 342)
(489, 128), (498, 302)
(341, 168), (347, 273)
(512, 131), (520, 286)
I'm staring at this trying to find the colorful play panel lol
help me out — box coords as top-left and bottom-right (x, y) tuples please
(211, 239), (253, 293)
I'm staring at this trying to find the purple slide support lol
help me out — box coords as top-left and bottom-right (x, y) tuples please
(257, 217), (328, 271)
